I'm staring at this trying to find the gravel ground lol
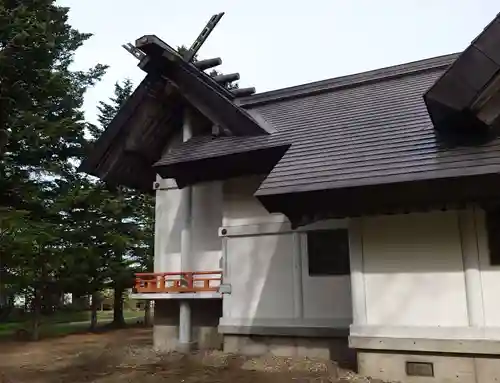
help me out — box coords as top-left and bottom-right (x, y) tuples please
(0, 327), (381, 383)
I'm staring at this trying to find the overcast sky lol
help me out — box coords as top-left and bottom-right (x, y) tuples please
(58, 0), (499, 124)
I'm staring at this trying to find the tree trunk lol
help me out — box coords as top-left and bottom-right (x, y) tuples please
(144, 300), (152, 327)
(31, 290), (41, 341)
(90, 292), (99, 331)
(112, 285), (125, 328)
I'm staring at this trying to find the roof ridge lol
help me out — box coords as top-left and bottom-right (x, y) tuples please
(239, 53), (459, 107)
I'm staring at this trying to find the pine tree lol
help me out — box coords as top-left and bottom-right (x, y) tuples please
(94, 79), (134, 134)
(92, 80), (154, 328)
(0, 0), (106, 339)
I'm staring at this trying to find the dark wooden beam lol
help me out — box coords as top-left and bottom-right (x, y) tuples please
(212, 73), (240, 85)
(136, 35), (271, 136)
(194, 58), (222, 71)
(233, 87), (256, 97)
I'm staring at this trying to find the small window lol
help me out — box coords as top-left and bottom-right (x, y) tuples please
(486, 208), (500, 265)
(307, 229), (350, 276)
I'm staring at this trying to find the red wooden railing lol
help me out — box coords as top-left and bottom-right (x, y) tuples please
(133, 270), (222, 294)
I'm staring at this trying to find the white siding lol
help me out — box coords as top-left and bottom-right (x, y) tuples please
(361, 211), (469, 327)
(191, 182), (223, 271)
(154, 184), (182, 273)
(221, 176), (352, 327)
(224, 233), (295, 320)
(223, 176), (287, 226)
(300, 233), (353, 321)
(154, 180), (222, 273)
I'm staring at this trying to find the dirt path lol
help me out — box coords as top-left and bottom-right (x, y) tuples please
(0, 328), (369, 383)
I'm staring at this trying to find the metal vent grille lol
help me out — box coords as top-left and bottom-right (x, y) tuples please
(406, 361), (434, 377)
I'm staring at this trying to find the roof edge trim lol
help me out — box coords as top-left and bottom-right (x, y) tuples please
(238, 53), (458, 107)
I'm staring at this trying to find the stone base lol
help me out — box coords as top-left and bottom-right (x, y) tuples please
(223, 334), (356, 370)
(358, 350), (500, 383)
(153, 299), (223, 353)
(153, 324), (178, 352)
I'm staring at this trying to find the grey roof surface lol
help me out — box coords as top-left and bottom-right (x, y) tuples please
(424, 13), (500, 132)
(158, 53), (500, 197)
(250, 54), (500, 196)
(155, 135), (289, 166)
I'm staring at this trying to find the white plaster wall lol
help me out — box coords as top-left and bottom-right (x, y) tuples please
(300, 231), (352, 321)
(222, 176), (352, 327)
(361, 211), (469, 327)
(223, 176), (287, 226)
(476, 208), (500, 327)
(297, 222), (352, 322)
(154, 179), (222, 273)
(224, 232), (295, 320)
(191, 181), (223, 271)
(154, 182), (181, 273)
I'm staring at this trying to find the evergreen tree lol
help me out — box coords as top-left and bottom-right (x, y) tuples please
(0, 0), (106, 339)
(95, 79), (134, 131)
(92, 80), (154, 328)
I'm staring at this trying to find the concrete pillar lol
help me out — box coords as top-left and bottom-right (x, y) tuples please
(179, 107), (194, 349)
(178, 300), (192, 349)
(180, 108), (193, 272)
(292, 233), (304, 319)
(180, 186), (193, 271)
(459, 209), (485, 327)
(348, 218), (367, 325)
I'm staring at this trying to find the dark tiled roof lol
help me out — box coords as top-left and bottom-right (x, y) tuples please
(238, 54), (460, 107)
(155, 135), (287, 166)
(157, 53), (500, 197)
(239, 54), (500, 196)
(424, 13), (500, 133)
(137, 35), (271, 136)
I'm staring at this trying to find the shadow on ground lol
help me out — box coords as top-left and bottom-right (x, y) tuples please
(0, 328), (373, 383)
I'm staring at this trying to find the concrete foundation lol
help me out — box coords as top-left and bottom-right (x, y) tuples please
(358, 350), (500, 383)
(153, 299), (223, 352)
(223, 334), (356, 369)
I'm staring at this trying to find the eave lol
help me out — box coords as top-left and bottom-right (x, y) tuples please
(154, 136), (290, 188)
(425, 13), (500, 136)
(79, 74), (183, 191)
(135, 35), (272, 137)
(79, 34), (269, 190)
(258, 173), (500, 228)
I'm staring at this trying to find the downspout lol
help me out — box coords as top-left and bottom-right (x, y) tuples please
(179, 108), (193, 350)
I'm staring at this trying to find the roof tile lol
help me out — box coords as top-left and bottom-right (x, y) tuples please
(158, 53), (500, 196)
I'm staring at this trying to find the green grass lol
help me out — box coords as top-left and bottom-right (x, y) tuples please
(0, 310), (143, 338)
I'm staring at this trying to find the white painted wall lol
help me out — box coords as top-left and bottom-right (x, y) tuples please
(223, 176), (287, 226)
(352, 208), (500, 332)
(153, 165), (500, 338)
(224, 232), (296, 320)
(153, 172), (352, 331)
(191, 182), (223, 271)
(154, 178), (222, 273)
(154, 179), (182, 273)
(300, 232), (353, 321)
(361, 211), (469, 327)
(153, 170), (500, 337)
(349, 207), (500, 353)
(221, 176), (352, 329)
